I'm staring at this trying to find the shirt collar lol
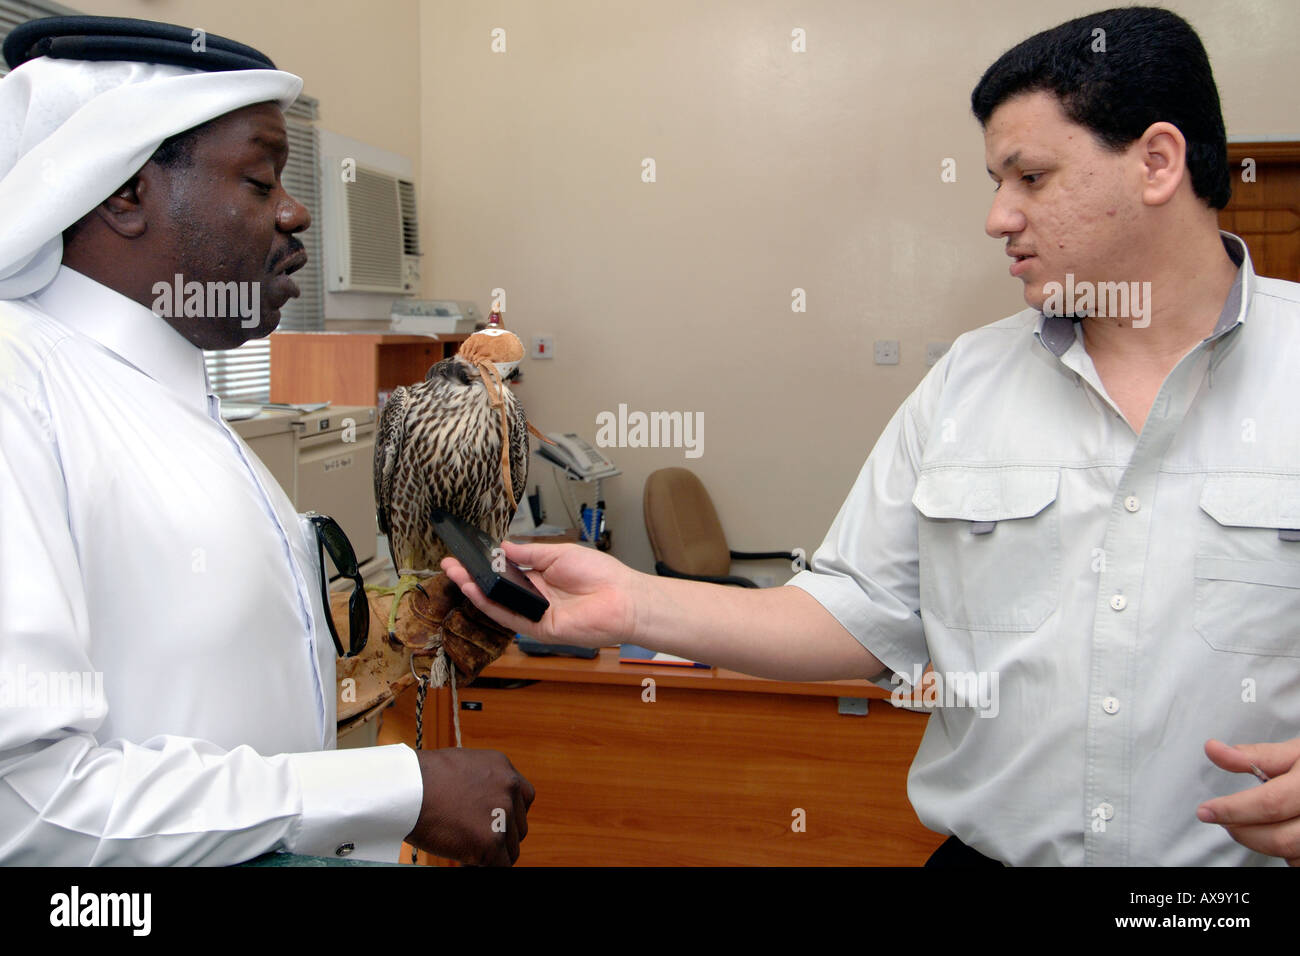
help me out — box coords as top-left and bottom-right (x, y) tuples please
(30, 266), (213, 416)
(1034, 230), (1253, 359)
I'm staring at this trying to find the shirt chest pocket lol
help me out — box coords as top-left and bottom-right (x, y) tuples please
(1194, 473), (1300, 657)
(913, 467), (1061, 632)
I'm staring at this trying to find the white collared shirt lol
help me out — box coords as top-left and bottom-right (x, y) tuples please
(0, 266), (422, 864)
(790, 233), (1299, 865)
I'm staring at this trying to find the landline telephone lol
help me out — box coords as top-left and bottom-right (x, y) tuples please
(535, 432), (619, 479)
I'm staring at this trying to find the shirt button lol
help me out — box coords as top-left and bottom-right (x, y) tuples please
(1096, 802), (1115, 821)
(335, 843), (355, 857)
(1110, 594), (1127, 611)
(1102, 697), (1120, 714)
(1124, 495), (1140, 513)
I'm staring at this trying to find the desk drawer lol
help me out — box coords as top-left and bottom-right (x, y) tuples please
(401, 678), (940, 866)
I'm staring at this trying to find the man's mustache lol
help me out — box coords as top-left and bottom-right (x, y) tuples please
(269, 237), (307, 271)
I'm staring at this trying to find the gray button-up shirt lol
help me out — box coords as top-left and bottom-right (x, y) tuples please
(789, 232), (1299, 865)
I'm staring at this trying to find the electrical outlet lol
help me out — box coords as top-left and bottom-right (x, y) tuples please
(531, 335), (554, 359)
(874, 340), (900, 365)
(925, 341), (951, 367)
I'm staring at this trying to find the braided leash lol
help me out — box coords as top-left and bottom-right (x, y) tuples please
(410, 648), (461, 864)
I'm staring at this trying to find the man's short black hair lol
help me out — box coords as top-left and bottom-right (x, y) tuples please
(149, 122), (210, 168)
(971, 6), (1231, 209)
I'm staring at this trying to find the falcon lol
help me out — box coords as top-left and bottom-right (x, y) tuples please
(371, 327), (538, 638)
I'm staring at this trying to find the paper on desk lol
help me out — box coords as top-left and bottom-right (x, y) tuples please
(618, 644), (709, 668)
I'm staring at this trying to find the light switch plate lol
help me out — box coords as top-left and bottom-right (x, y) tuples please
(531, 336), (554, 359)
(874, 340), (900, 365)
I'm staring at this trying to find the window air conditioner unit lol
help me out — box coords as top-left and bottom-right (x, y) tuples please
(322, 162), (421, 295)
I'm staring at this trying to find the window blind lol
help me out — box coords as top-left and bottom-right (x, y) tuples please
(0, 1), (77, 78)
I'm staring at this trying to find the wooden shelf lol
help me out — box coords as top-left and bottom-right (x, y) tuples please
(269, 331), (469, 406)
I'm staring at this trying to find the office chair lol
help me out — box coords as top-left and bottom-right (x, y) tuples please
(643, 467), (800, 587)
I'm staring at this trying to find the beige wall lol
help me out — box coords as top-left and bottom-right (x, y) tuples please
(48, 1), (1300, 578)
(70, 0), (422, 163)
(418, 0), (1300, 576)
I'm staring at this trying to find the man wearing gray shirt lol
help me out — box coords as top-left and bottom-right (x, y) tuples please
(444, 6), (1300, 865)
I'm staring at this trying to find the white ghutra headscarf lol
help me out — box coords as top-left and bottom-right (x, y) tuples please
(0, 55), (301, 299)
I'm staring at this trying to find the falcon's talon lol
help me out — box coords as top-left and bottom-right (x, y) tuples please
(366, 572), (425, 636)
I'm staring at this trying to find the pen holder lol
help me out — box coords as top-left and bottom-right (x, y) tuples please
(580, 506), (603, 543)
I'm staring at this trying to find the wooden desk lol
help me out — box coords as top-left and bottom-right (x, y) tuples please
(378, 645), (943, 866)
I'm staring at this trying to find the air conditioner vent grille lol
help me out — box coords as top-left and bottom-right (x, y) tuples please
(346, 168), (403, 287)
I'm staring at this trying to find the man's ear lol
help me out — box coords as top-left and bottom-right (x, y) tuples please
(91, 172), (150, 239)
(1137, 121), (1187, 208)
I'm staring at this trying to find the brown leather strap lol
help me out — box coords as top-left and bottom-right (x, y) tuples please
(473, 358), (517, 513)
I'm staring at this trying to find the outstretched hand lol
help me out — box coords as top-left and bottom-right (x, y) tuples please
(440, 541), (641, 648)
(1198, 737), (1300, 865)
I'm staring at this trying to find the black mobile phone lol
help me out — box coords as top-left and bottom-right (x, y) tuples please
(430, 507), (550, 622)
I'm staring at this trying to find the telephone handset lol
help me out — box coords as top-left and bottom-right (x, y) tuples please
(536, 432), (619, 479)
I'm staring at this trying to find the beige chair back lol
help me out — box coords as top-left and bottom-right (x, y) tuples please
(643, 467), (731, 577)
